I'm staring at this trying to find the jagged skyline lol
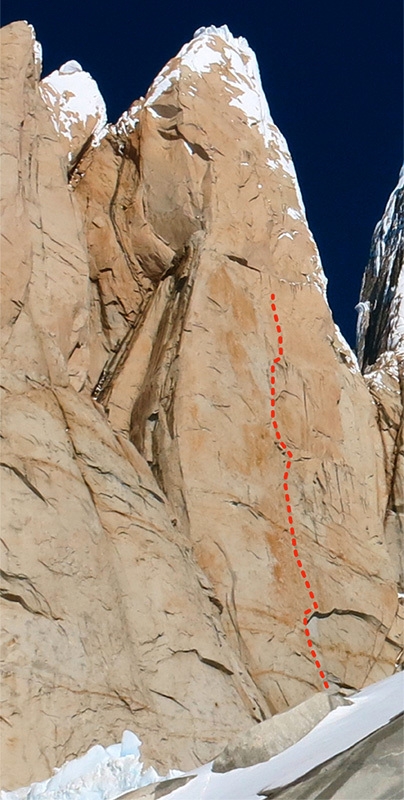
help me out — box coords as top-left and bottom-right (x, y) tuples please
(1, 0), (401, 346)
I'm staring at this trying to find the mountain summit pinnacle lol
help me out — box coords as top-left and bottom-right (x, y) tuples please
(0, 18), (402, 791)
(39, 55), (107, 162)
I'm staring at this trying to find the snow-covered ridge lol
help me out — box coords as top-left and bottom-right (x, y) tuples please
(112, 100), (143, 137)
(145, 24), (276, 142)
(40, 60), (107, 161)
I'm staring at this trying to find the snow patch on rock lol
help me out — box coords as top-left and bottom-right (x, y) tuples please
(113, 100), (143, 136)
(27, 23), (42, 70)
(144, 24), (307, 217)
(363, 350), (401, 390)
(145, 67), (180, 106)
(40, 61), (107, 160)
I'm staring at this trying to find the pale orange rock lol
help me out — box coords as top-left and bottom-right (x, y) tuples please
(0, 22), (268, 790)
(0, 19), (402, 792)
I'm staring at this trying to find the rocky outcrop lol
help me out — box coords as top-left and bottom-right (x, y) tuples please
(0, 19), (402, 791)
(356, 171), (404, 598)
(212, 692), (348, 772)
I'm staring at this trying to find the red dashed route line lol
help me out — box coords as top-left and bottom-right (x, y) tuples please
(270, 293), (329, 691)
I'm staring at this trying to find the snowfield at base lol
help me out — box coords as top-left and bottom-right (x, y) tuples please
(158, 673), (404, 799)
(2, 673), (402, 800)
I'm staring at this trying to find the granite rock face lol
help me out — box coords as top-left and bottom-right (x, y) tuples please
(0, 20), (402, 790)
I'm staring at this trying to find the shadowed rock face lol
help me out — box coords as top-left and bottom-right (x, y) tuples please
(357, 172), (403, 371)
(356, 173), (404, 594)
(0, 20), (402, 790)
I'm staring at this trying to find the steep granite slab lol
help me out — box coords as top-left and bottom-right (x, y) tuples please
(80, 26), (400, 708)
(0, 22), (268, 789)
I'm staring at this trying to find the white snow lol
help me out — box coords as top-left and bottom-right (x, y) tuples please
(33, 41), (43, 68)
(194, 23), (250, 51)
(379, 169), (404, 355)
(112, 100), (143, 137)
(363, 349), (401, 390)
(389, 262), (404, 353)
(145, 67), (180, 106)
(179, 36), (224, 75)
(27, 24), (42, 70)
(0, 730), (181, 800)
(151, 672), (403, 800)
(287, 206), (303, 221)
(40, 61), (107, 160)
(183, 140), (194, 156)
(3, 673), (402, 800)
(59, 60), (83, 75)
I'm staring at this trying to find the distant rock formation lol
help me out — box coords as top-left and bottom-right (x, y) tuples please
(1, 19), (402, 790)
(357, 169), (404, 596)
(357, 169), (403, 370)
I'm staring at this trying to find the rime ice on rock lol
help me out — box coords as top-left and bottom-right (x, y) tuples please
(356, 169), (404, 595)
(357, 168), (404, 371)
(26, 23), (43, 70)
(40, 60), (107, 161)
